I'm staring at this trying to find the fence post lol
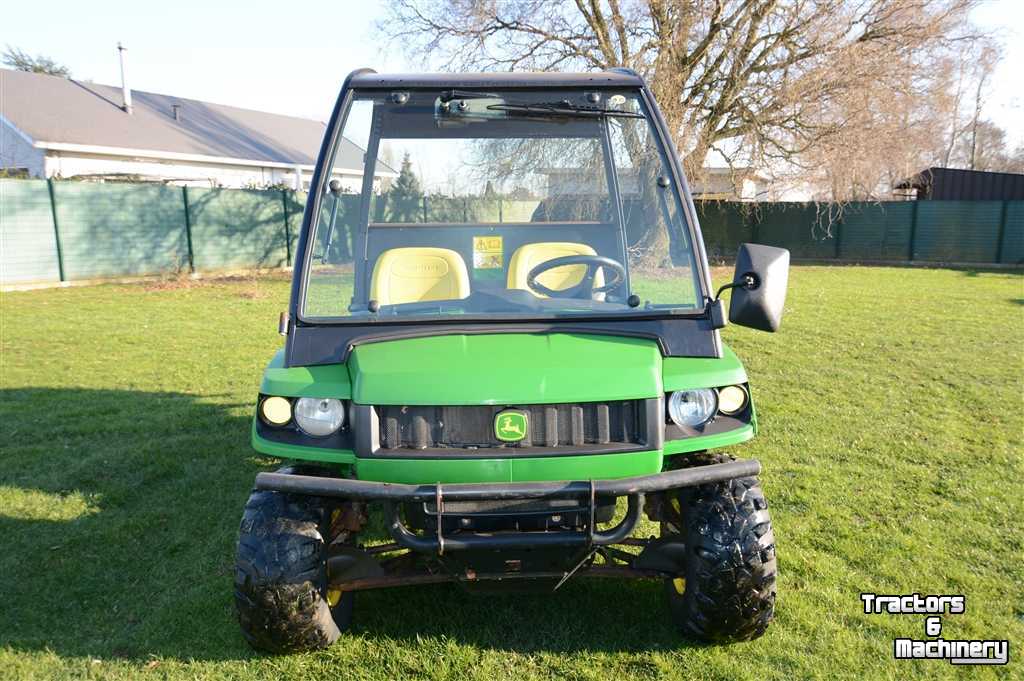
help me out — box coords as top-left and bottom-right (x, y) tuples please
(995, 200), (1008, 264)
(748, 206), (760, 244)
(464, 197), (469, 222)
(181, 186), (196, 273)
(281, 189), (292, 267)
(422, 195), (428, 223)
(834, 212), (843, 260)
(46, 178), (66, 282)
(498, 198), (503, 223)
(907, 200), (919, 261)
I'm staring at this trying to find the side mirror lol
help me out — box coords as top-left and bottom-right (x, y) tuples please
(727, 243), (790, 332)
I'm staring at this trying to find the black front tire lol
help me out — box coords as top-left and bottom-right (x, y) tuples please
(234, 466), (353, 653)
(663, 453), (777, 642)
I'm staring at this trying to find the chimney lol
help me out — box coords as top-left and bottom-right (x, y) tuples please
(171, 104), (182, 122)
(117, 42), (133, 115)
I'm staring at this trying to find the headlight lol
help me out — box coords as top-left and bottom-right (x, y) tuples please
(717, 385), (749, 415)
(667, 389), (718, 427)
(294, 397), (345, 437)
(259, 396), (292, 426)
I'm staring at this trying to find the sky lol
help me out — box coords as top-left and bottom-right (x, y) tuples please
(1, 0), (400, 122)
(2, 0), (1022, 145)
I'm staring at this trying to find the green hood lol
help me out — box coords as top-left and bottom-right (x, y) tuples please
(347, 333), (663, 405)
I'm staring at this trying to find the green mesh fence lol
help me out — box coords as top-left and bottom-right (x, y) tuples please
(751, 203), (838, 259)
(694, 200), (1023, 265)
(1, 178), (1021, 288)
(0, 179), (60, 285)
(913, 201), (1004, 262)
(836, 202), (915, 261)
(1000, 202), (1024, 265)
(53, 181), (188, 279)
(502, 200), (542, 222)
(286, 191), (308, 264)
(694, 201), (755, 260)
(365, 194), (534, 224)
(424, 196), (466, 223)
(312, 194), (361, 263)
(187, 188), (288, 271)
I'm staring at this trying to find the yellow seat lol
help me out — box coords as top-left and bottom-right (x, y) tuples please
(507, 242), (604, 298)
(369, 247), (470, 305)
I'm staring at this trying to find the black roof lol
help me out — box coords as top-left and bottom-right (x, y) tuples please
(895, 167), (1024, 201)
(348, 69), (645, 89)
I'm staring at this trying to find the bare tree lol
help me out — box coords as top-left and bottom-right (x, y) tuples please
(378, 0), (987, 203)
(1006, 144), (1024, 174)
(965, 44), (998, 171)
(2, 45), (71, 77)
(946, 119), (1024, 173)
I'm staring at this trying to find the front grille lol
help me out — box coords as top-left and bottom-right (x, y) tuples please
(377, 401), (644, 451)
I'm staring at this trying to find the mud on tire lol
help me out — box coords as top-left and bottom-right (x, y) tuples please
(234, 465), (353, 653)
(663, 453), (776, 642)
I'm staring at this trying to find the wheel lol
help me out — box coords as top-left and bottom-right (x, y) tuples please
(234, 465), (354, 653)
(661, 453), (776, 642)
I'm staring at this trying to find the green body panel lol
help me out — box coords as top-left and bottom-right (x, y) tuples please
(347, 333), (663, 405)
(663, 343), (747, 391)
(253, 334), (756, 483)
(259, 349), (351, 398)
(663, 423), (755, 455)
(251, 422), (355, 464)
(355, 450), (663, 484)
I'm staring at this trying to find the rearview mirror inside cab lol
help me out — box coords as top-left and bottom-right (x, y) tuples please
(728, 243), (790, 332)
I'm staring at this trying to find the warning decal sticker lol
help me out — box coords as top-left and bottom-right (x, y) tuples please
(473, 236), (503, 270)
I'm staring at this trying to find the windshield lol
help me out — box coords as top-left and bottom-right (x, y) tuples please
(301, 88), (704, 322)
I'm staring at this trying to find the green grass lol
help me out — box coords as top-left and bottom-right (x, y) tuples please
(1, 266), (1022, 680)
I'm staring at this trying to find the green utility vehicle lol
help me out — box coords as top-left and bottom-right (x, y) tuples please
(235, 69), (790, 653)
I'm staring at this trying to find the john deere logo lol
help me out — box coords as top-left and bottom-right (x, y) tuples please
(495, 410), (529, 442)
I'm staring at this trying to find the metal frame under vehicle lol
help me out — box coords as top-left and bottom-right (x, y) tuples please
(255, 457), (759, 589)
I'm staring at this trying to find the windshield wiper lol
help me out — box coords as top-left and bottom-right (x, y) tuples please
(440, 89), (500, 102)
(487, 101), (644, 119)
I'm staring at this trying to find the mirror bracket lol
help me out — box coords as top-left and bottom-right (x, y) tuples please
(707, 298), (727, 329)
(713, 273), (759, 302)
(707, 272), (760, 329)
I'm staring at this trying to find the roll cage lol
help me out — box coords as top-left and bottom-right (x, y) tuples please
(282, 69), (719, 368)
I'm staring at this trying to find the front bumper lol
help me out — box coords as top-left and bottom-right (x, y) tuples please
(255, 457), (759, 554)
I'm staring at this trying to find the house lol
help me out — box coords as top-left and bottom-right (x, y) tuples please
(0, 68), (395, 189)
(540, 165), (767, 201)
(689, 167), (766, 201)
(894, 167), (1024, 200)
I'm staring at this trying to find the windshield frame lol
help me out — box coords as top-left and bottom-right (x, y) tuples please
(290, 74), (713, 329)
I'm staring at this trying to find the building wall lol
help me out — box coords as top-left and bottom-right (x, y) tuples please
(0, 118), (44, 176)
(690, 173), (761, 201)
(43, 151), (287, 187)
(38, 150), (371, 191)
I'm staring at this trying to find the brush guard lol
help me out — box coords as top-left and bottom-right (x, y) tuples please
(254, 457), (760, 589)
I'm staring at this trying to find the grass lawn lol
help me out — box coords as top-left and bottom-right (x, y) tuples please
(1, 266), (1022, 680)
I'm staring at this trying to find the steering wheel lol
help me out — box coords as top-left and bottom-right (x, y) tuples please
(526, 255), (626, 299)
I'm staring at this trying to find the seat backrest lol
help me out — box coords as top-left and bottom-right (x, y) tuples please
(369, 247), (470, 305)
(506, 242), (605, 298)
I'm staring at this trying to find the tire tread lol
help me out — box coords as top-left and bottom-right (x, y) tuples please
(666, 453), (777, 642)
(234, 466), (350, 653)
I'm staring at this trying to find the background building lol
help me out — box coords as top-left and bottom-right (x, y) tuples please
(0, 68), (395, 189)
(894, 167), (1024, 200)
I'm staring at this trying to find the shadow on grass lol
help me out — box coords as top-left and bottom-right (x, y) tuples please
(0, 388), (698, 663)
